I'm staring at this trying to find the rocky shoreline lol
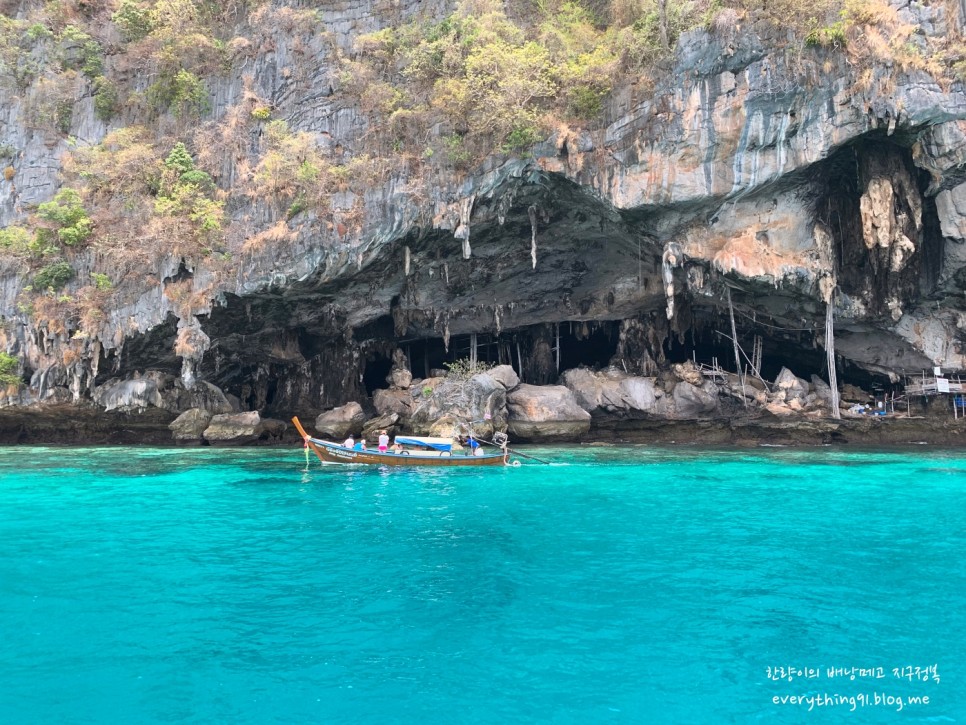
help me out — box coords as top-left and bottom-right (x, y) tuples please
(1, 407), (963, 449)
(2, 357), (963, 449)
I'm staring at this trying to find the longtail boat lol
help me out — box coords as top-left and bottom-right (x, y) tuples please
(291, 417), (513, 467)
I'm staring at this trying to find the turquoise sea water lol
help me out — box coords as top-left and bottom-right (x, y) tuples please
(1, 445), (964, 724)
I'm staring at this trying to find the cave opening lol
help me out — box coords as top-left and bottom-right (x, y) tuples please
(661, 312), (897, 393)
(362, 351), (393, 395)
(401, 337), (451, 378)
(558, 321), (618, 371)
(816, 134), (945, 307)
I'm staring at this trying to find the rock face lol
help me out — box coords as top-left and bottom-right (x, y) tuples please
(671, 382), (719, 419)
(0, 1), (964, 440)
(562, 367), (664, 415)
(507, 384), (591, 441)
(314, 403), (365, 438)
(408, 367), (517, 438)
(168, 408), (212, 443)
(203, 412), (286, 445)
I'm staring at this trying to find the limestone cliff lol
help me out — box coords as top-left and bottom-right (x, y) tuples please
(0, 0), (965, 441)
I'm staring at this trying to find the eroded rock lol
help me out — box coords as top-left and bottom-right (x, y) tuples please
(314, 402), (365, 438)
(169, 408), (212, 443)
(671, 381), (719, 418)
(506, 384), (591, 441)
(203, 411), (286, 444)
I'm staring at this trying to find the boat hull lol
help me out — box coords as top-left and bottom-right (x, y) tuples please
(292, 417), (508, 467)
(306, 438), (507, 466)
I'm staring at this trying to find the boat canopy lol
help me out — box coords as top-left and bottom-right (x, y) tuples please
(395, 436), (453, 452)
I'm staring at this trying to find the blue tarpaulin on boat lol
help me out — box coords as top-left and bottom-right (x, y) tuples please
(395, 436), (452, 452)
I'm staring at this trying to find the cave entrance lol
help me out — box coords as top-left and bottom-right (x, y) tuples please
(669, 312), (900, 395)
(558, 321), (618, 370)
(401, 337), (450, 379)
(362, 351), (393, 395)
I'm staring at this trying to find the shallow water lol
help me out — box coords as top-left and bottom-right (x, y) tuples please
(0, 445), (963, 723)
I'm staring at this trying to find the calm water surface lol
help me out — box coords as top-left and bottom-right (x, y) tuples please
(0, 445), (964, 724)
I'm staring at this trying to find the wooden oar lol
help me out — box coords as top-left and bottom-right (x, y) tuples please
(473, 435), (552, 465)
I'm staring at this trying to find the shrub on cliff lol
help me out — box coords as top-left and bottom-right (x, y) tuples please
(33, 261), (75, 291)
(0, 352), (21, 387)
(36, 189), (93, 247)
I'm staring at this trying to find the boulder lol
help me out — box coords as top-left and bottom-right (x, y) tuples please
(561, 367), (661, 413)
(506, 384), (591, 441)
(774, 367), (808, 403)
(362, 412), (399, 440)
(373, 388), (413, 417)
(671, 381), (719, 418)
(203, 412), (286, 444)
(169, 408), (211, 442)
(388, 367), (413, 389)
(409, 372), (507, 438)
(487, 364), (520, 391)
(810, 375), (834, 404)
(385, 348), (413, 389)
(314, 402), (365, 438)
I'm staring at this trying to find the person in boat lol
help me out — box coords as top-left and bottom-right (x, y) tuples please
(343, 435), (355, 448)
(467, 436), (482, 456)
(377, 429), (389, 453)
(391, 440), (404, 453)
(353, 438), (366, 451)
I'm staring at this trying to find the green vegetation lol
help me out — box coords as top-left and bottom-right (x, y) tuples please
(90, 272), (113, 291)
(33, 260), (75, 291)
(112, 0), (155, 42)
(154, 142), (223, 237)
(0, 352), (21, 387)
(253, 120), (332, 207)
(444, 357), (496, 380)
(350, 0), (724, 161)
(36, 188), (93, 247)
(92, 76), (119, 121)
(58, 25), (103, 78)
(0, 226), (41, 257)
(147, 68), (209, 118)
(806, 20), (847, 48)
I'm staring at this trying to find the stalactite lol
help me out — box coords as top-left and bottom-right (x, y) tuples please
(662, 242), (683, 320)
(443, 320), (451, 352)
(404, 245), (411, 276)
(90, 340), (101, 388)
(455, 195), (475, 259)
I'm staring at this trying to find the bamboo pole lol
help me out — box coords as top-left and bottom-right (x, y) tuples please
(725, 287), (747, 406)
(826, 295), (841, 419)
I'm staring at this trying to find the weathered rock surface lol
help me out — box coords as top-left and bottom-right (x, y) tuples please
(314, 403), (365, 438)
(92, 374), (234, 415)
(362, 413), (399, 439)
(203, 412), (286, 445)
(507, 384), (591, 441)
(562, 367), (663, 414)
(408, 371), (509, 438)
(373, 389), (414, 417)
(774, 368), (809, 406)
(671, 381), (720, 418)
(168, 408), (212, 443)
